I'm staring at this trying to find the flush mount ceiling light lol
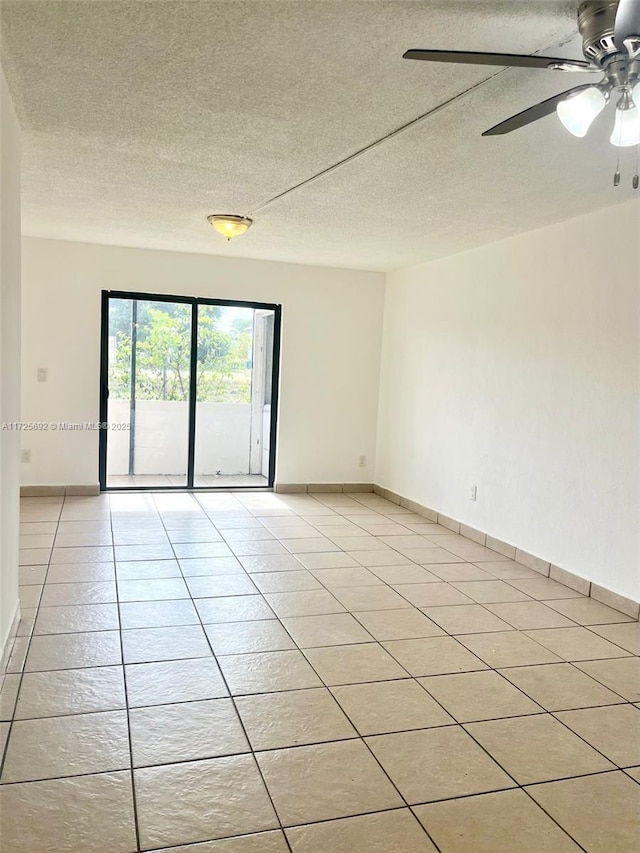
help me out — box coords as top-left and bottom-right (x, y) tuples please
(403, 0), (640, 150)
(207, 214), (253, 240)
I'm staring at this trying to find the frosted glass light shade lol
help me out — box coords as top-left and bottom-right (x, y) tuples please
(610, 105), (640, 147)
(557, 87), (606, 137)
(207, 215), (253, 240)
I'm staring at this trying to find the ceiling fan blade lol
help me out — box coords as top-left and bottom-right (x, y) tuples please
(403, 49), (595, 70)
(614, 0), (640, 49)
(482, 86), (591, 136)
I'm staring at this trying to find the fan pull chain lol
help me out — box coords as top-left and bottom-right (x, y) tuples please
(633, 145), (639, 189)
(614, 145), (621, 186)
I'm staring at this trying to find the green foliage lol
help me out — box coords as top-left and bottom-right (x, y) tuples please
(109, 302), (253, 403)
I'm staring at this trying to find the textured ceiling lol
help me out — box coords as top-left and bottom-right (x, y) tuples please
(1, 0), (636, 270)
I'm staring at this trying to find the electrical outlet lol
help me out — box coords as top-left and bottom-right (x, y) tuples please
(358, 455), (367, 468)
(37, 368), (48, 382)
(21, 450), (31, 463)
(469, 485), (477, 502)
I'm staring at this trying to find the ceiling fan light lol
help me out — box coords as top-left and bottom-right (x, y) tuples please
(207, 214), (253, 240)
(610, 100), (640, 147)
(556, 87), (606, 137)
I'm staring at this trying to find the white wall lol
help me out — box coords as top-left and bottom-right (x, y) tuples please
(376, 200), (640, 602)
(21, 239), (385, 486)
(0, 66), (21, 663)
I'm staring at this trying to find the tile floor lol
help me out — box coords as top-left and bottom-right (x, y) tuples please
(1, 489), (639, 852)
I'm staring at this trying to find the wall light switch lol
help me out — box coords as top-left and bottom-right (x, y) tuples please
(469, 485), (478, 502)
(37, 368), (48, 382)
(21, 450), (31, 463)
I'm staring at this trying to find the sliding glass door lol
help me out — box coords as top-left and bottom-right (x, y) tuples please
(99, 292), (280, 490)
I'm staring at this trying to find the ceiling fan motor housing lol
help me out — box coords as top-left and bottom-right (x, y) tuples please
(579, 1), (623, 64)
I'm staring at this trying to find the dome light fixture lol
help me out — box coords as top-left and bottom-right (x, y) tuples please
(207, 214), (253, 240)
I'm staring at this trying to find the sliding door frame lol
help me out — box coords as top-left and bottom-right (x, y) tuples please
(99, 290), (281, 492)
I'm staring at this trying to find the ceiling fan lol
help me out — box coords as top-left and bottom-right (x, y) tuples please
(404, 0), (640, 146)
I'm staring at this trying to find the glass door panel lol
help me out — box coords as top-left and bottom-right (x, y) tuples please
(105, 297), (192, 488)
(193, 304), (271, 487)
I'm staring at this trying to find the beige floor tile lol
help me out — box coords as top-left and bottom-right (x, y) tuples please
(7, 637), (30, 672)
(205, 619), (296, 654)
(15, 666), (126, 719)
(457, 631), (562, 668)
(379, 534), (436, 550)
(310, 566), (383, 587)
(383, 636), (489, 676)
(252, 570), (322, 593)
(391, 583), (473, 607)
(500, 662), (627, 710)
(350, 550), (414, 567)
(240, 554), (309, 572)
(474, 560), (540, 580)
(354, 608), (444, 641)
(18, 585), (42, 608)
(419, 670), (542, 722)
(256, 739), (402, 825)
(218, 649), (322, 695)
(527, 771), (640, 853)
(484, 601), (577, 629)
(116, 578), (189, 602)
(427, 563), (494, 582)
(34, 602), (120, 634)
(304, 642), (408, 685)
(130, 698), (249, 767)
(135, 755), (278, 849)
(173, 542), (234, 559)
(283, 537), (340, 554)
(121, 625), (211, 664)
(556, 704), (640, 766)
(126, 657), (228, 707)
(545, 597), (634, 625)
(525, 627), (632, 661)
(116, 559), (181, 580)
(264, 589), (345, 617)
(466, 714), (614, 784)
(186, 574), (259, 598)
(414, 789), (581, 852)
(19, 565), (48, 585)
(332, 679), (454, 734)
(45, 561), (116, 583)
(422, 604), (513, 635)
(332, 585), (412, 611)
(119, 599), (199, 629)
(0, 771), (137, 853)
(405, 548), (466, 565)
(429, 538), (506, 563)
(294, 552), (361, 570)
(625, 766), (640, 782)
(506, 577), (584, 600)
(329, 535), (392, 550)
(282, 613), (372, 647)
(196, 594), (276, 623)
(369, 564), (441, 584)
(2, 709), (130, 783)
(0, 674), (21, 721)
(19, 548), (52, 567)
(287, 809), (437, 852)
(236, 687), (356, 749)
(590, 621), (640, 654)
(231, 542), (289, 559)
(367, 726), (515, 803)
(149, 831), (290, 852)
(25, 630), (123, 671)
(451, 580), (532, 604)
(576, 657), (640, 702)
(50, 546), (114, 564)
(178, 556), (245, 576)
